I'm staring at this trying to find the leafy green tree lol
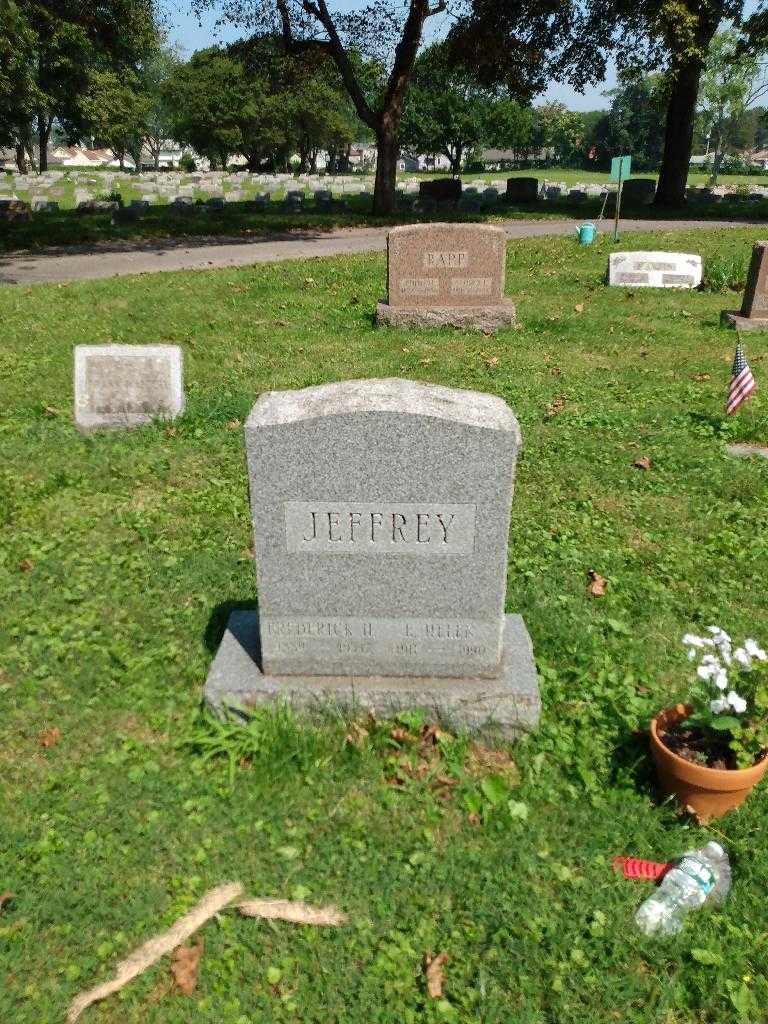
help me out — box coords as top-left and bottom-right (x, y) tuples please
(400, 41), (493, 174)
(5, 0), (157, 170)
(590, 75), (666, 171)
(137, 39), (180, 170)
(0, 0), (40, 170)
(164, 48), (253, 168)
(198, 0), (450, 214)
(484, 98), (534, 159)
(82, 69), (150, 170)
(534, 102), (585, 164)
(697, 29), (768, 183)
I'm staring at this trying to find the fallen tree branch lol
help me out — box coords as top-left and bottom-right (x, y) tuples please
(66, 882), (243, 1023)
(237, 898), (348, 926)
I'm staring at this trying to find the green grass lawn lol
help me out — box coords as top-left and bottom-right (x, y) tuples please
(2, 228), (768, 1024)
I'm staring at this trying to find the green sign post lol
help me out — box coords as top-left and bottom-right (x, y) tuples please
(610, 155), (631, 241)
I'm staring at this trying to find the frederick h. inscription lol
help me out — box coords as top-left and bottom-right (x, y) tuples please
(285, 501), (476, 555)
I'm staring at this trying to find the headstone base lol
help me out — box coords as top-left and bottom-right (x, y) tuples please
(204, 611), (540, 737)
(375, 300), (516, 332)
(720, 310), (768, 331)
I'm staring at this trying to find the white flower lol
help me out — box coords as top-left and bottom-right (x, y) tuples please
(683, 633), (707, 648)
(727, 690), (748, 714)
(710, 697), (729, 714)
(714, 669), (729, 691)
(733, 647), (752, 668)
(745, 639), (767, 661)
(708, 626), (732, 644)
(697, 662), (719, 682)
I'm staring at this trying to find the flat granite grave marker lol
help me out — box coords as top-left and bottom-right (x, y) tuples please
(204, 378), (539, 735)
(74, 344), (184, 431)
(376, 223), (516, 330)
(608, 251), (702, 288)
(721, 241), (768, 330)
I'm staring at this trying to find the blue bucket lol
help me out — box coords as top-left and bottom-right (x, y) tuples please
(577, 222), (596, 246)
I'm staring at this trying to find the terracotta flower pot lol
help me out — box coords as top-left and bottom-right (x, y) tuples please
(650, 703), (768, 820)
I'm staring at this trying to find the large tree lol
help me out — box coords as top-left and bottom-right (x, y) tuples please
(400, 40), (493, 174)
(7, 0), (157, 170)
(697, 29), (768, 183)
(198, 0), (451, 213)
(0, 0), (40, 170)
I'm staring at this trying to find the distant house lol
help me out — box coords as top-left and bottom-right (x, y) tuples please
(481, 147), (552, 168)
(397, 152), (451, 172)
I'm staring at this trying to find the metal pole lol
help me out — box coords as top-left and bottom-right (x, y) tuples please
(613, 168), (623, 242)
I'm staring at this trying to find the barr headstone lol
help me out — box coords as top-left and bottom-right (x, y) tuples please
(74, 344), (184, 431)
(608, 251), (702, 289)
(204, 379), (539, 734)
(376, 223), (516, 330)
(721, 241), (768, 331)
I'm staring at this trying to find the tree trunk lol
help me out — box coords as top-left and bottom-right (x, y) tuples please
(309, 149), (318, 173)
(451, 144), (462, 176)
(15, 143), (27, 174)
(373, 122), (398, 215)
(654, 57), (704, 207)
(38, 114), (50, 172)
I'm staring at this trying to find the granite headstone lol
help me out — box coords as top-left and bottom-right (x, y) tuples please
(74, 344), (184, 430)
(721, 241), (768, 331)
(608, 251), (702, 288)
(204, 378), (539, 734)
(376, 223), (516, 330)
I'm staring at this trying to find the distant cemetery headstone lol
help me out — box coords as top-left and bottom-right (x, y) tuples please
(0, 198), (31, 222)
(721, 241), (768, 331)
(376, 223), (515, 330)
(74, 344), (184, 431)
(419, 178), (462, 206)
(204, 378), (539, 734)
(505, 177), (538, 202)
(621, 178), (656, 204)
(608, 251), (702, 289)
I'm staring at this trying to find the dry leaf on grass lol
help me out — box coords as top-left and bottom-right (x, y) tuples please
(546, 396), (566, 418)
(18, 559), (33, 572)
(344, 721), (369, 749)
(226, 418), (241, 429)
(485, 355), (499, 368)
(574, 303), (584, 313)
(39, 727), (60, 748)
(425, 952), (449, 998)
(66, 882), (243, 1024)
(692, 372), (711, 382)
(632, 456), (652, 470)
(237, 899), (347, 927)
(170, 940), (203, 995)
(0, 892), (13, 912)
(587, 570), (607, 597)
(549, 366), (562, 376)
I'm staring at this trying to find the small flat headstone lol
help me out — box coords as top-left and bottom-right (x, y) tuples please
(204, 378), (539, 735)
(376, 223), (515, 331)
(73, 344), (184, 431)
(608, 251), (702, 288)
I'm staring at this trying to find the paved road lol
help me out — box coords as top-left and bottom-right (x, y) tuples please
(0, 218), (759, 285)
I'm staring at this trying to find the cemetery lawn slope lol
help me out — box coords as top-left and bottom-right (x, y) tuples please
(1, 228), (768, 1024)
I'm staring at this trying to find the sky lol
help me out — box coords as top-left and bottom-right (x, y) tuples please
(165, 3), (616, 113)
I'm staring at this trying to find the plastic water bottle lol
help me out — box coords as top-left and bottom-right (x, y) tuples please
(634, 841), (731, 936)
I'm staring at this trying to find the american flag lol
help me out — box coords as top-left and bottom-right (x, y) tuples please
(726, 340), (756, 415)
